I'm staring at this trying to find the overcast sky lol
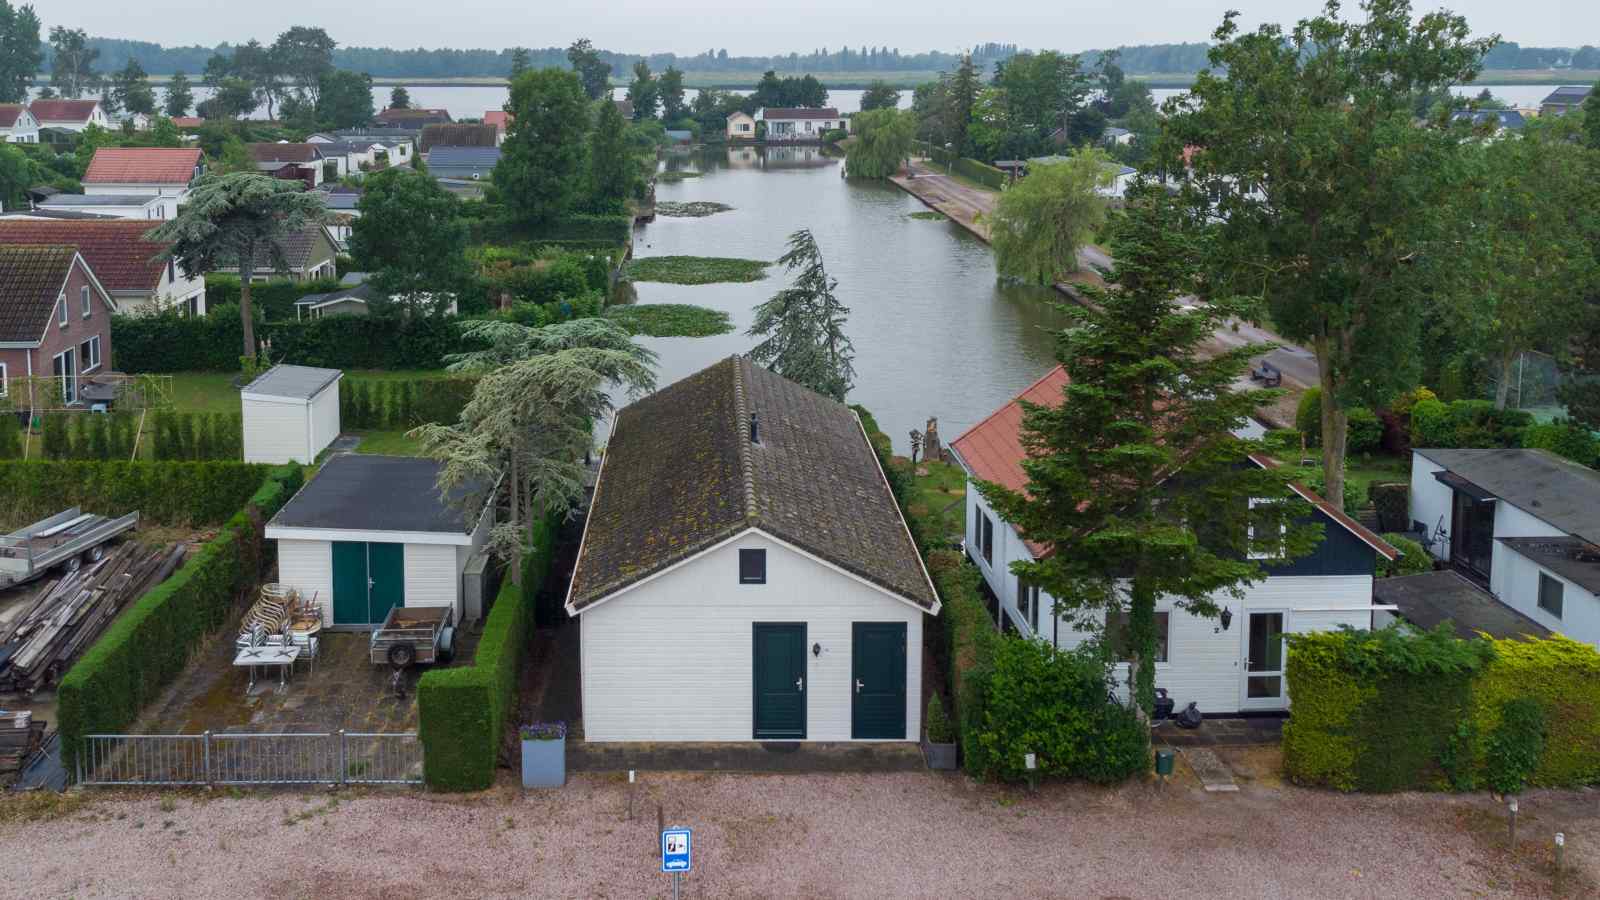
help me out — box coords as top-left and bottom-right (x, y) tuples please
(35, 1), (1593, 56)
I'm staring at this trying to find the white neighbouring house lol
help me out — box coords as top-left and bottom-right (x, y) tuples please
(266, 454), (495, 629)
(725, 110), (756, 141)
(0, 104), (39, 143)
(567, 356), (939, 743)
(757, 107), (845, 142)
(26, 99), (109, 133)
(949, 366), (1400, 715)
(79, 147), (204, 220)
(0, 219), (206, 316)
(240, 364), (342, 464)
(1402, 448), (1600, 647)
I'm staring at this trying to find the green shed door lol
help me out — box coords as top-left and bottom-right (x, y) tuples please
(331, 541), (370, 626)
(852, 622), (907, 740)
(753, 623), (807, 739)
(366, 542), (404, 624)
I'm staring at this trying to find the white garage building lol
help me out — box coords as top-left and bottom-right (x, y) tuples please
(241, 365), (342, 464)
(567, 357), (940, 743)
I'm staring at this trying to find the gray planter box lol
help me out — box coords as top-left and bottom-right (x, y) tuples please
(922, 737), (958, 771)
(521, 737), (566, 788)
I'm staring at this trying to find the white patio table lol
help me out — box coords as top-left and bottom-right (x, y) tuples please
(232, 646), (300, 693)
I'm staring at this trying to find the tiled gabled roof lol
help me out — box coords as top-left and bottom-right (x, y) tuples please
(419, 123), (499, 152)
(0, 104), (27, 128)
(28, 99), (98, 123)
(762, 107), (841, 120)
(0, 246), (77, 342)
(567, 356), (937, 612)
(83, 147), (203, 184)
(247, 143), (323, 164)
(0, 220), (171, 294)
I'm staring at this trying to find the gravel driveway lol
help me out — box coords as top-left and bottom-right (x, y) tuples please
(2, 767), (1594, 899)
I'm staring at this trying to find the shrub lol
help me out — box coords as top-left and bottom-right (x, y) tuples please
(340, 376), (476, 430)
(149, 412), (242, 461)
(1302, 467), (1364, 516)
(41, 414), (68, 459)
(1472, 636), (1600, 787)
(925, 694), (955, 743)
(1521, 420), (1599, 468)
(204, 274), (343, 322)
(0, 413), (20, 459)
(1370, 483), (1410, 533)
(964, 636), (1148, 784)
(1448, 400), (1532, 449)
(1296, 388), (1322, 446)
(1346, 407), (1382, 454)
(1389, 386), (1438, 418)
(1377, 533), (1432, 578)
(112, 311), (481, 372)
(1484, 697), (1546, 795)
(0, 460), (274, 525)
(417, 577), (524, 791)
(1410, 397), (1450, 448)
(58, 464), (303, 776)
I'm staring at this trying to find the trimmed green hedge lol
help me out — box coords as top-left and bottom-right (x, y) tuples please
(112, 312), (481, 373)
(18, 413), (142, 461)
(339, 376), (478, 430)
(417, 513), (558, 791)
(58, 464), (304, 776)
(1285, 628), (1600, 792)
(0, 460), (275, 526)
(926, 549), (999, 769)
(204, 274), (343, 322)
(914, 140), (1007, 190)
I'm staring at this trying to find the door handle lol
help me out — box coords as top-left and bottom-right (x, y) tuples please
(795, 676), (804, 692)
(855, 679), (864, 694)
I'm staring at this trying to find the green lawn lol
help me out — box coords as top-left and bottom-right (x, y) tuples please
(166, 370), (454, 415)
(351, 429), (427, 456)
(1342, 456), (1411, 500)
(902, 456), (968, 547)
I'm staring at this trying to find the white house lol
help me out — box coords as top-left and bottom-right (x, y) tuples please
(35, 194), (168, 220)
(80, 148), (203, 220)
(240, 365), (342, 464)
(757, 108), (844, 142)
(949, 366), (1399, 715)
(0, 104), (39, 143)
(247, 143), (326, 186)
(1405, 448), (1600, 646)
(266, 454), (495, 629)
(567, 357), (939, 743)
(0, 219), (206, 316)
(725, 111), (756, 141)
(26, 99), (109, 132)
(1103, 126), (1135, 146)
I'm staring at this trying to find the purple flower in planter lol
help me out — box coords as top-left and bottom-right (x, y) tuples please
(520, 721), (567, 741)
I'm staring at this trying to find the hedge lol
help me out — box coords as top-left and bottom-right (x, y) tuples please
(466, 212), (632, 246)
(913, 141), (1008, 190)
(112, 312), (480, 373)
(58, 464), (304, 776)
(204, 274), (343, 322)
(925, 549), (1000, 769)
(1284, 628), (1600, 792)
(339, 376), (478, 430)
(1410, 398), (1532, 450)
(417, 512), (558, 791)
(149, 411), (244, 461)
(0, 460), (275, 526)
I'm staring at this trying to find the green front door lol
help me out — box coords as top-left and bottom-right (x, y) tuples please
(852, 622), (907, 740)
(753, 623), (806, 739)
(330, 541), (405, 626)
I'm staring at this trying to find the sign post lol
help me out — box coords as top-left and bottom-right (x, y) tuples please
(661, 826), (692, 899)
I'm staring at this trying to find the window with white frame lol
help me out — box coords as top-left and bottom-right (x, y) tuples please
(79, 335), (101, 372)
(80, 285), (91, 317)
(1018, 578), (1042, 634)
(58, 294), (68, 327)
(1248, 498), (1287, 559)
(0, 361), (7, 397)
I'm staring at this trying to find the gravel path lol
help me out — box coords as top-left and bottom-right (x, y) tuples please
(2, 772), (1594, 899)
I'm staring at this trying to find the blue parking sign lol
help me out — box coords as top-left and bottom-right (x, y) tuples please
(661, 827), (692, 873)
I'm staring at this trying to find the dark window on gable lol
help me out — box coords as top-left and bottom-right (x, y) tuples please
(1538, 572), (1564, 619)
(981, 514), (994, 564)
(739, 548), (766, 584)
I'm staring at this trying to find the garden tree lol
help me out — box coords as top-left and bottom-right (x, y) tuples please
(0, 0), (41, 104)
(233, 39), (284, 119)
(213, 136), (256, 173)
(163, 72), (194, 117)
(33, 85), (54, 99)
(659, 65), (687, 121)
(564, 40), (610, 100)
(110, 59), (156, 117)
(1160, 0), (1493, 505)
(585, 96), (635, 212)
(349, 168), (469, 312)
(1446, 118), (1600, 409)
(389, 85), (410, 109)
(859, 80), (901, 112)
(145, 116), (182, 147)
(990, 149), (1112, 283)
(414, 319), (655, 585)
(626, 61), (659, 120)
(1561, 310), (1600, 431)
(315, 69), (375, 129)
(911, 78), (949, 143)
(978, 190), (1319, 715)
(48, 26), (98, 98)
(1584, 80), (1600, 150)
(272, 26), (336, 103)
(197, 77), (257, 119)
(147, 172), (327, 361)
(844, 107), (915, 178)
(510, 47), (530, 79)
(495, 68), (591, 228)
(990, 50), (1093, 157)
(793, 74), (828, 108)
(747, 229), (856, 402)
(941, 54), (980, 156)
(0, 142), (42, 210)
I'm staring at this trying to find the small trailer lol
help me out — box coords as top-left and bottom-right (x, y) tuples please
(369, 606), (456, 669)
(0, 509), (140, 590)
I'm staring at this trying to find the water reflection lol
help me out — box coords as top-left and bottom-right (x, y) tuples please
(625, 145), (1069, 452)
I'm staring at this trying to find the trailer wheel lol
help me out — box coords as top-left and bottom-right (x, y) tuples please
(86, 544), (105, 563)
(387, 643), (416, 669)
(437, 626), (456, 664)
(65, 555), (82, 574)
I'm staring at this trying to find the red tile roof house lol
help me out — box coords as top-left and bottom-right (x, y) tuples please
(247, 143), (329, 185)
(757, 107), (846, 142)
(0, 246), (117, 409)
(948, 365), (1398, 716)
(80, 147), (205, 220)
(0, 220), (206, 316)
(1, 103), (40, 144)
(26, 99), (110, 132)
(483, 110), (511, 145)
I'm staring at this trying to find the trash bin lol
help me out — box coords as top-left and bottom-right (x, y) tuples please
(1154, 749), (1176, 777)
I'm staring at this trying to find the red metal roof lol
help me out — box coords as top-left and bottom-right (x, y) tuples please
(951, 366), (1069, 494)
(83, 147), (203, 185)
(28, 99), (99, 123)
(0, 220), (171, 294)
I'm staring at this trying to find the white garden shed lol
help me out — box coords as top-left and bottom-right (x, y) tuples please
(241, 365), (342, 464)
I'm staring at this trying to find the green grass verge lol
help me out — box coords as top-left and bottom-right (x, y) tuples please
(908, 211), (948, 221)
(351, 429), (427, 456)
(624, 256), (770, 285)
(604, 304), (734, 338)
(905, 456), (968, 547)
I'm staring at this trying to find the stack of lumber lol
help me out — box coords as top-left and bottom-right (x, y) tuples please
(0, 710), (45, 781)
(0, 542), (186, 694)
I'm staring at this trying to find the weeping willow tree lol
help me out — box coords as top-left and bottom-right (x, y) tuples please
(989, 149), (1112, 283)
(747, 229), (855, 401)
(845, 107), (916, 178)
(411, 318), (656, 584)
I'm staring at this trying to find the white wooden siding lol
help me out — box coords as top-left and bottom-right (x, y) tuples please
(242, 397), (309, 464)
(403, 542), (461, 620)
(1489, 503), (1566, 600)
(579, 532), (926, 742)
(455, 503), (492, 574)
(277, 539), (333, 624)
(1409, 454), (1453, 560)
(308, 384), (341, 460)
(1496, 545), (1600, 647)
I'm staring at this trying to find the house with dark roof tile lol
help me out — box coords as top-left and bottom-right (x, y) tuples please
(26, 99), (109, 132)
(567, 356), (938, 743)
(211, 223), (341, 282)
(950, 366), (1398, 715)
(1540, 85), (1592, 117)
(0, 220), (205, 316)
(248, 143), (328, 185)
(0, 104), (39, 143)
(757, 107), (845, 141)
(0, 246), (117, 406)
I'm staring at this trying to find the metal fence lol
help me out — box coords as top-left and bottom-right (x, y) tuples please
(77, 731), (423, 787)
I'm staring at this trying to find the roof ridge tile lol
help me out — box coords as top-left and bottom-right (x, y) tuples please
(731, 355), (758, 523)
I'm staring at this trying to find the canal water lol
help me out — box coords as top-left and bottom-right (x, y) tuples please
(622, 145), (1068, 452)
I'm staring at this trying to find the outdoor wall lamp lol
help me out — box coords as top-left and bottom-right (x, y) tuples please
(1220, 607), (1234, 632)
(812, 642), (822, 658)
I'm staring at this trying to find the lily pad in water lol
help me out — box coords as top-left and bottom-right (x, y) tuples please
(657, 201), (734, 218)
